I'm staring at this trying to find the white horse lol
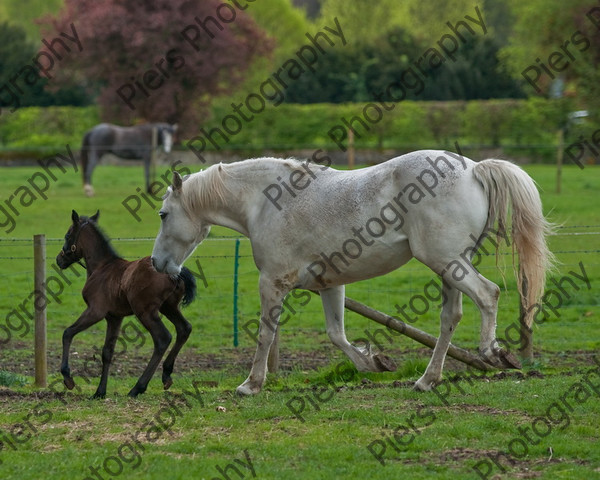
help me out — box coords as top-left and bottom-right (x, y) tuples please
(151, 150), (554, 395)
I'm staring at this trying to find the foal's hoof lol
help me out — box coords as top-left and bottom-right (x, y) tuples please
(163, 378), (173, 390)
(127, 385), (146, 398)
(373, 354), (397, 372)
(63, 377), (76, 390)
(90, 391), (106, 400)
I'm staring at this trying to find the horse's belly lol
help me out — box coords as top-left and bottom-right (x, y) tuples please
(298, 236), (413, 289)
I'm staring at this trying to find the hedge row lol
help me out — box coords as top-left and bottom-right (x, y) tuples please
(0, 98), (591, 162)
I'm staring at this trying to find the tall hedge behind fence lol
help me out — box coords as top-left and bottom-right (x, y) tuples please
(0, 98), (593, 162)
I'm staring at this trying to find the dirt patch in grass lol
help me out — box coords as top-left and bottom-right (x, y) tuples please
(436, 447), (561, 478)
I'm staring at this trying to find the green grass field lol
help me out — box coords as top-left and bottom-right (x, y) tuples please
(0, 160), (599, 479)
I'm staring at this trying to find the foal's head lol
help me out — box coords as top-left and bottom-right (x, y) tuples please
(56, 210), (101, 269)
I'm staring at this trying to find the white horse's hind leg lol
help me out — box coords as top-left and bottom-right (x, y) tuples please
(414, 281), (462, 391)
(321, 286), (397, 373)
(443, 270), (519, 368)
(414, 266), (519, 392)
(474, 277), (521, 369)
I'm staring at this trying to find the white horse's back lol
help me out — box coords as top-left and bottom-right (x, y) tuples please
(248, 150), (489, 289)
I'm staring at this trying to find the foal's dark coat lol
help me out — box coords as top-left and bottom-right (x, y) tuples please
(57, 210), (196, 398)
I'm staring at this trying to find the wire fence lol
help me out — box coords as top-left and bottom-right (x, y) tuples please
(0, 226), (598, 373)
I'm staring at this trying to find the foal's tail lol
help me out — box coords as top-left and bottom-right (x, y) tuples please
(473, 160), (555, 328)
(178, 267), (197, 307)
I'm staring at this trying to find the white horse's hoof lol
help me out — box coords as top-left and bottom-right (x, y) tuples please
(413, 375), (440, 391)
(479, 347), (521, 369)
(354, 341), (372, 356)
(236, 381), (262, 396)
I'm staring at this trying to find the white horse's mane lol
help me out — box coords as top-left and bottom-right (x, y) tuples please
(179, 158), (301, 215)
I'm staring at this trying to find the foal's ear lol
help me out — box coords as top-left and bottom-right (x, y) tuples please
(172, 171), (183, 192)
(90, 210), (100, 223)
(72, 210), (79, 224)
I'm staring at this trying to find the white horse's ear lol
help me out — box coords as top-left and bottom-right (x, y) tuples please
(172, 123), (178, 131)
(172, 171), (183, 192)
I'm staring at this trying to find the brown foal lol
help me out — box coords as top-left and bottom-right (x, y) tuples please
(56, 210), (196, 398)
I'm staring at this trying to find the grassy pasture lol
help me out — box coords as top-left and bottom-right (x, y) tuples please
(0, 160), (598, 479)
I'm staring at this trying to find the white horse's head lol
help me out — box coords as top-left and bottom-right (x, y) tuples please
(151, 171), (210, 275)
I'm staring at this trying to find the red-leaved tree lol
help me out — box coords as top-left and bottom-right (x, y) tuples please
(39, 0), (273, 136)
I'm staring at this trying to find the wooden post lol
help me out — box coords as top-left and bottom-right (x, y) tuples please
(33, 234), (47, 387)
(556, 128), (564, 194)
(347, 128), (355, 170)
(151, 126), (158, 185)
(311, 290), (498, 372)
(341, 296), (495, 371)
(519, 276), (533, 363)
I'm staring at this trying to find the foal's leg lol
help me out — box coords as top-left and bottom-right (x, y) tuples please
(128, 311), (172, 397)
(91, 315), (124, 399)
(414, 281), (462, 391)
(321, 286), (397, 372)
(159, 302), (192, 390)
(236, 277), (286, 396)
(61, 307), (105, 390)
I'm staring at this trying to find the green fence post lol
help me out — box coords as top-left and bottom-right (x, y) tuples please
(233, 238), (240, 347)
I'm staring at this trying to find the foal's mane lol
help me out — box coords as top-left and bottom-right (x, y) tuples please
(80, 216), (121, 259)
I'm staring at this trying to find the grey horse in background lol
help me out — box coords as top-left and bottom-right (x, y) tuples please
(81, 123), (178, 196)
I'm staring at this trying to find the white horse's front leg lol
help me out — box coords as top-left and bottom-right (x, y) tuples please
(236, 278), (286, 396)
(321, 286), (397, 373)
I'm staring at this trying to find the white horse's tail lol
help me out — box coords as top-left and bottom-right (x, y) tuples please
(473, 159), (555, 328)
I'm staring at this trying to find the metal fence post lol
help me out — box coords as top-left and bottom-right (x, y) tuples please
(233, 238), (240, 347)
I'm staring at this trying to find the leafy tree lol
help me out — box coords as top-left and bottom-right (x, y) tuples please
(286, 0), (523, 103)
(226, 0), (310, 97)
(282, 25), (524, 104)
(500, 0), (595, 95)
(0, 0), (63, 42)
(419, 35), (525, 101)
(248, 0), (311, 60)
(292, 0), (321, 20)
(317, 0), (486, 46)
(39, 0), (273, 136)
(0, 21), (89, 111)
(316, 0), (401, 46)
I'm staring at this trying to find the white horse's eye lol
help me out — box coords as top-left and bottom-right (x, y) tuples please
(159, 211), (168, 220)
